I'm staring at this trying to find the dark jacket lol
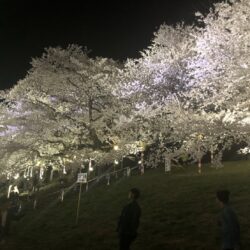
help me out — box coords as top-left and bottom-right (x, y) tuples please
(117, 200), (141, 236)
(218, 205), (240, 249)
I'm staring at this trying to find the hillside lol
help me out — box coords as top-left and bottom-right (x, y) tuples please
(2, 161), (250, 250)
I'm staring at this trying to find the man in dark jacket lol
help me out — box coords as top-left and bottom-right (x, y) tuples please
(216, 190), (240, 250)
(117, 188), (141, 250)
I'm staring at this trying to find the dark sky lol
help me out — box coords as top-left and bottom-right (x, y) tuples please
(0, 0), (223, 90)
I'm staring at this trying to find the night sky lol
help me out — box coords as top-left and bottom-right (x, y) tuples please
(0, 0), (223, 90)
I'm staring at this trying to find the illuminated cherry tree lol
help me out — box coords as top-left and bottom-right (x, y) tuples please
(188, 0), (250, 111)
(1, 0), (250, 179)
(120, 24), (196, 107)
(186, 0), (250, 158)
(1, 45), (122, 176)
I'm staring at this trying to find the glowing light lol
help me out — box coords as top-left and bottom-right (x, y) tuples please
(198, 134), (203, 140)
(114, 145), (119, 151)
(238, 147), (250, 155)
(63, 165), (67, 174)
(89, 159), (94, 171)
(13, 186), (19, 194)
(14, 173), (19, 180)
(114, 160), (119, 165)
(7, 185), (12, 198)
(138, 160), (142, 164)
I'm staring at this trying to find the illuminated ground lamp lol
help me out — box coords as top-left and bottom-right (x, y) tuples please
(26, 166), (33, 178)
(13, 185), (19, 194)
(6, 173), (10, 180)
(14, 173), (19, 180)
(89, 159), (94, 172)
(63, 165), (67, 174)
(39, 167), (44, 180)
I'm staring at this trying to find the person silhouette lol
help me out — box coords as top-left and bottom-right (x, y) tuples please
(216, 190), (240, 250)
(117, 188), (141, 250)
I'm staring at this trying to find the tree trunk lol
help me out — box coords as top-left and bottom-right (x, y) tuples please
(211, 150), (214, 166)
(209, 144), (214, 166)
(140, 152), (144, 175)
(50, 168), (54, 182)
(88, 98), (93, 122)
(7, 185), (12, 198)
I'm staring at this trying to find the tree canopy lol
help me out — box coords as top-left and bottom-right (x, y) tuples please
(1, 0), (249, 177)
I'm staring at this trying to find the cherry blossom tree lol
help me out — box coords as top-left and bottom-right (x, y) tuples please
(188, 0), (250, 112)
(1, 0), (250, 179)
(1, 45), (122, 176)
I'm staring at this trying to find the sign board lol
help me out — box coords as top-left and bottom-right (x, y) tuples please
(77, 173), (87, 183)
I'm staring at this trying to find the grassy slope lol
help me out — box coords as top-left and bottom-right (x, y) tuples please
(3, 161), (250, 250)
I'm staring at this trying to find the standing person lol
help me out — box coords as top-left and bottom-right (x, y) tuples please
(117, 188), (141, 250)
(216, 190), (240, 250)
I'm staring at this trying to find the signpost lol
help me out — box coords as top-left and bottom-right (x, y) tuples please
(77, 173), (87, 183)
(75, 172), (87, 225)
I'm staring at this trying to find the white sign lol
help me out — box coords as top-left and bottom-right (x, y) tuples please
(77, 173), (87, 183)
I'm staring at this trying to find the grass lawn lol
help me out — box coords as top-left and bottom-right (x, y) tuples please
(2, 160), (250, 250)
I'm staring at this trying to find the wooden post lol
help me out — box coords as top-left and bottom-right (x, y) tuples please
(75, 182), (82, 225)
(140, 152), (144, 175)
